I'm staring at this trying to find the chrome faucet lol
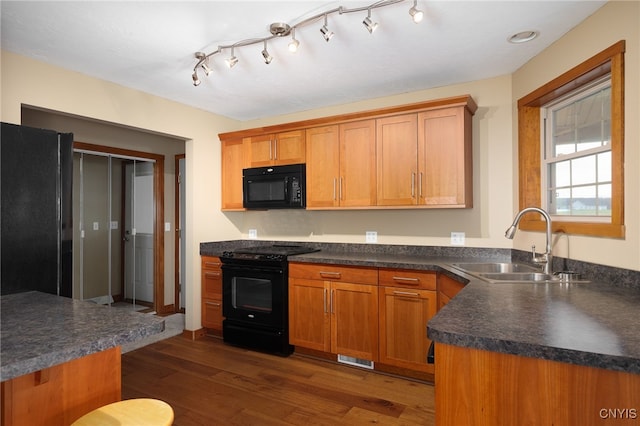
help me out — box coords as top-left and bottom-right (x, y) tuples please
(505, 207), (553, 274)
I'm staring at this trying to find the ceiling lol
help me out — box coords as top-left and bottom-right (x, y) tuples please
(1, 1), (606, 122)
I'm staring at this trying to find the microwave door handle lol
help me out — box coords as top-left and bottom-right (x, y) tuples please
(283, 177), (289, 200)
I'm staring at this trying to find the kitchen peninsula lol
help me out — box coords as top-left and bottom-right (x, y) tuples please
(1, 291), (165, 425)
(201, 241), (640, 424)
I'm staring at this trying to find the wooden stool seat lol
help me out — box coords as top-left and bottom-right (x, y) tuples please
(71, 398), (174, 426)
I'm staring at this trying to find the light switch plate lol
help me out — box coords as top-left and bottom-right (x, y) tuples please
(165, 222), (171, 232)
(451, 232), (466, 245)
(366, 231), (377, 243)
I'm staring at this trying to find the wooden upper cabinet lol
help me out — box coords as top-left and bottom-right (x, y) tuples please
(376, 114), (418, 206)
(248, 130), (305, 167)
(418, 106), (473, 208)
(339, 120), (377, 207)
(306, 120), (376, 209)
(306, 125), (340, 208)
(219, 95), (477, 211)
(221, 137), (247, 211)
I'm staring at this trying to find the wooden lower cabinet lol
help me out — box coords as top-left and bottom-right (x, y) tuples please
(201, 256), (223, 335)
(378, 268), (437, 374)
(437, 273), (466, 309)
(435, 343), (640, 426)
(289, 263), (379, 362)
(1, 347), (121, 426)
(379, 286), (437, 374)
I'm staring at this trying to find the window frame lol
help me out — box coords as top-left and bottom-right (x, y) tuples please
(517, 40), (625, 238)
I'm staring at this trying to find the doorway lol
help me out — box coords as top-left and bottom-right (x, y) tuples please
(73, 142), (165, 312)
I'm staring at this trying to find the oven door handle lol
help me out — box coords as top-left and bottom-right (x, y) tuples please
(222, 265), (283, 275)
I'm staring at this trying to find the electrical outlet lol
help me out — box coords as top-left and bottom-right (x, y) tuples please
(451, 232), (465, 245)
(366, 231), (377, 243)
(248, 229), (257, 239)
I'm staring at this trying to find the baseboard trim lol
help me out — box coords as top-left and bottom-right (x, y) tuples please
(182, 328), (207, 340)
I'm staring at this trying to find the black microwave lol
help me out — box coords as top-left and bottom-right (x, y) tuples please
(243, 163), (306, 209)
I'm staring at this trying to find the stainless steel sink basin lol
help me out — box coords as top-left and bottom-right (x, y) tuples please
(452, 262), (540, 273)
(450, 262), (590, 283)
(477, 272), (558, 282)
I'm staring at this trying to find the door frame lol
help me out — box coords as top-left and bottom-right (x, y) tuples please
(175, 154), (185, 313)
(74, 142), (167, 313)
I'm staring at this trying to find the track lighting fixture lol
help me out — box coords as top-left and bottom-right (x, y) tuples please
(320, 15), (334, 42)
(226, 47), (238, 68)
(288, 28), (300, 53)
(409, 0), (424, 23)
(262, 41), (273, 64)
(362, 9), (378, 34)
(191, 0), (423, 85)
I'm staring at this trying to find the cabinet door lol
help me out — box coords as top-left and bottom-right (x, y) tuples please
(376, 114), (418, 206)
(306, 126), (340, 208)
(248, 133), (275, 167)
(274, 130), (305, 165)
(437, 273), (465, 310)
(418, 107), (472, 207)
(221, 138), (247, 210)
(249, 130), (305, 167)
(201, 256), (223, 332)
(289, 278), (331, 352)
(339, 120), (377, 207)
(331, 282), (379, 361)
(379, 287), (436, 373)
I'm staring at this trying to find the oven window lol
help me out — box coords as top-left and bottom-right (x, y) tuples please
(231, 276), (272, 312)
(248, 180), (285, 202)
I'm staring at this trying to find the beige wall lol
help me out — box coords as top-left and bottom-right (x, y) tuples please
(512, 0), (640, 270)
(1, 1), (638, 331)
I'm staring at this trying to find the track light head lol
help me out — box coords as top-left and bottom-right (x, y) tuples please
(262, 41), (273, 64)
(288, 28), (300, 53)
(409, 1), (424, 23)
(363, 10), (378, 34)
(192, 71), (200, 86)
(226, 47), (238, 68)
(320, 15), (334, 42)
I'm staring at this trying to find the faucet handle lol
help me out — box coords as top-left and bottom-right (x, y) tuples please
(531, 245), (537, 257)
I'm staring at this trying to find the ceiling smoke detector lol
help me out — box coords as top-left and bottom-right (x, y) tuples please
(270, 22), (292, 37)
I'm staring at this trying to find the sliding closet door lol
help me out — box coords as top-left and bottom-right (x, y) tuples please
(73, 153), (154, 309)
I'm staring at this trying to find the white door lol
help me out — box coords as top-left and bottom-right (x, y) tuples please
(124, 161), (155, 304)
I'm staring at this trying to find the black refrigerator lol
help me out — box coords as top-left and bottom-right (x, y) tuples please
(1, 122), (73, 297)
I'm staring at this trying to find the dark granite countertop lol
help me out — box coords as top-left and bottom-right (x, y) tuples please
(200, 240), (640, 375)
(0, 291), (165, 381)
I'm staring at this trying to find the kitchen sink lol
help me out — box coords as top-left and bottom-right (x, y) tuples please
(451, 262), (589, 283)
(452, 262), (540, 273)
(477, 272), (558, 282)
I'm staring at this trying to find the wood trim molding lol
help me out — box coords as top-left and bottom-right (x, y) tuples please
(219, 95), (478, 140)
(73, 142), (167, 310)
(517, 41), (625, 238)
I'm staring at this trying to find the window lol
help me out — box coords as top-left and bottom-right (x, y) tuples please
(517, 40), (625, 238)
(542, 77), (612, 221)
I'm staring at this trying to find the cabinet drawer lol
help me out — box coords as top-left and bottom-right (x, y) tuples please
(202, 256), (222, 271)
(201, 256), (222, 300)
(289, 263), (378, 285)
(379, 268), (436, 290)
(202, 298), (223, 330)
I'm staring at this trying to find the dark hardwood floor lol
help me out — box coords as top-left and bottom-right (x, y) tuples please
(122, 335), (435, 425)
